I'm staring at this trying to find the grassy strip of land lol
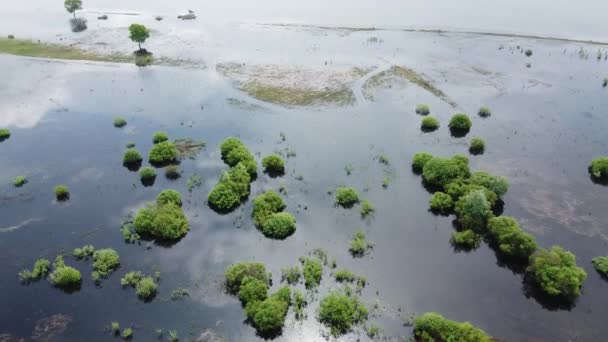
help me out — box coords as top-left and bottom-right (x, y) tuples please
(242, 82), (355, 107)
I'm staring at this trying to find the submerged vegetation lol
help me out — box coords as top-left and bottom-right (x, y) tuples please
(133, 190), (189, 240)
(335, 187), (360, 208)
(318, 292), (368, 336)
(527, 246), (587, 298)
(413, 312), (491, 342)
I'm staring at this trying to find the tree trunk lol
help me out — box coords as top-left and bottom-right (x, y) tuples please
(138, 42), (141, 51)
(73, 11), (76, 19)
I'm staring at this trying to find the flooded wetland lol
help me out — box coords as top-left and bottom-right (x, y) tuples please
(1, 1), (608, 341)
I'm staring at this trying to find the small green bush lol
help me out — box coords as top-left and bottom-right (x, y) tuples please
(121, 327), (133, 339)
(449, 113), (472, 131)
(123, 148), (143, 164)
(13, 176), (27, 187)
(349, 230), (373, 257)
(412, 152), (434, 173)
(139, 166), (156, 181)
(469, 172), (509, 197)
(156, 189), (182, 207)
(113, 117), (127, 128)
(415, 104), (430, 115)
(525, 49), (533, 57)
(208, 163), (251, 211)
(134, 194), (189, 240)
(413, 312), (491, 342)
(121, 271), (144, 287)
(422, 155), (470, 187)
(281, 266), (301, 285)
(469, 138), (485, 154)
(318, 292), (368, 336)
(92, 248), (120, 279)
(450, 230), (481, 249)
(261, 212), (296, 239)
(527, 246), (587, 298)
(251, 291), (290, 335)
(302, 258), (323, 289)
(360, 200), (375, 218)
(152, 131), (169, 144)
(293, 290), (307, 320)
(589, 157), (608, 180)
(111, 322), (120, 335)
(73, 245), (95, 259)
(49, 256), (82, 288)
(220, 137), (244, 160)
(334, 269), (356, 282)
(262, 154), (285, 174)
(148, 141), (178, 165)
(19, 258), (51, 282)
(478, 106), (492, 117)
(429, 192), (453, 213)
(421, 116), (439, 131)
(487, 217), (537, 259)
(0, 128), (11, 141)
(454, 190), (493, 231)
(225, 262), (268, 293)
(335, 187), (360, 208)
(54, 185), (70, 200)
(252, 191), (286, 227)
(136, 276), (157, 299)
(592, 256), (608, 276)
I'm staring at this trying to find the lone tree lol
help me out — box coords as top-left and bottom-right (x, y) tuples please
(64, 0), (82, 18)
(129, 24), (150, 52)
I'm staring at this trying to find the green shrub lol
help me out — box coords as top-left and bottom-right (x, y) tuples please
(360, 200), (375, 218)
(225, 262), (268, 293)
(92, 248), (120, 279)
(444, 179), (498, 207)
(0, 128), (10, 141)
(421, 116), (440, 131)
(224, 143), (257, 176)
(487, 217), (537, 259)
(429, 192), (453, 213)
(450, 230), (481, 249)
(469, 138), (485, 154)
(49, 256), (82, 288)
(281, 266), (301, 285)
(73, 245), (95, 259)
(293, 290), (307, 320)
(262, 154), (285, 174)
(251, 293), (290, 335)
(478, 106), (492, 117)
(589, 157), (608, 180)
(335, 187), (360, 208)
(318, 292), (368, 336)
(252, 191), (286, 227)
(156, 189), (182, 207)
(220, 137), (244, 160)
(13, 176), (27, 187)
(133, 201), (189, 240)
(54, 185), (70, 200)
(527, 246), (587, 298)
(415, 104), (430, 115)
(123, 148), (143, 164)
(525, 49), (533, 57)
(111, 322), (120, 335)
(18, 258), (51, 282)
(136, 276), (157, 299)
(113, 117), (127, 128)
(121, 327), (133, 339)
(349, 230), (373, 257)
(592, 256), (608, 276)
(422, 155), (470, 187)
(334, 269), (356, 283)
(148, 141), (178, 165)
(449, 113), (472, 131)
(139, 166), (156, 181)
(121, 271), (144, 287)
(208, 163), (251, 211)
(454, 190), (493, 231)
(413, 312), (491, 342)
(302, 258), (323, 289)
(238, 277), (268, 304)
(261, 212), (296, 239)
(469, 172), (509, 197)
(412, 152), (434, 173)
(152, 131), (169, 144)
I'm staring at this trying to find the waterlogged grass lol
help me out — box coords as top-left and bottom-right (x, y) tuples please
(242, 82), (355, 107)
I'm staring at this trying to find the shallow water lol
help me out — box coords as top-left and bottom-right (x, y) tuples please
(2, 4), (608, 342)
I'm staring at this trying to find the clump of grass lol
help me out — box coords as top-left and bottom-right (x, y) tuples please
(318, 292), (368, 336)
(335, 187), (360, 208)
(366, 323), (381, 338)
(411, 152), (433, 174)
(72, 245), (95, 259)
(148, 141), (178, 165)
(360, 200), (375, 218)
(592, 256), (608, 277)
(133, 190), (189, 240)
(281, 266), (301, 285)
(469, 137), (485, 155)
(448, 113), (472, 134)
(527, 246), (587, 298)
(262, 154), (286, 175)
(139, 166), (156, 184)
(121, 271), (157, 300)
(414, 312), (491, 342)
(429, 192), (453, 213)
(293, 290), (307, 320)
(415, 104), (430, 115)
(334, 269), (356, 283)
(113, 117), (127, 128)
(13, 176), (27, 187)
(525, 49), (533, 57)
(18, 258), (51, 283)
(171, 287), (190, 300)
(478, 106), (492, 117)
(589, 157), (608, 180)
(121, 327), (133, 340)
(54, 185), (70, 201)
(0, 128), (10, 141)
(421, 116), (439, 131)
(152, 131), (168, 144)
(92, 248), (120, 282)
(450, 230), (481, 249)
(165, 165), (181, 179)
(301, 257), (323, 289)
(123, 148), (143, 165)
(349, 230), (373, 257)
(49, 255), (82, 289)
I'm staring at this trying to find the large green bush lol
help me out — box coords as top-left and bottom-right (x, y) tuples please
(454, 190), (493, 231)
(148, 141), (178, 165)
(335, 187), (360, 208)
(262, 154), (285, 174)
(221, 139), (257, 176)
(251, 292), (290, 335)
(527, 246), (587, 298)
(0, 128), (11, 141)
(208, 163), (251, 211)
(318, 292), (368, 336)
(429, 192), (453, 213)
(123, 148), (143, 165)
(156, 189), (182, 207)
(133, 191), (189, 240)
(92, 248), (120, 280)
(422, 155), (470, 187)
(252, 191), (286, 227)
(261, 212), (296, 239)
(449, 113), (472, 131)
(49, 256), (81, 288)
(413, 312), (491, 342)
(487, 217), (537, 259)
(589, 157), (608, 180)
(225, 262), (268, 293)
(412, 152), (434, 173)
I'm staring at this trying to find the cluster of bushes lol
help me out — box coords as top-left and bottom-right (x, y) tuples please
(121, 271), (157, 300)
(208, 138), (257, 212)
(133, 189), (189, 240)
(252, 191), (296, 239)
(262, 154), (285, 175)
(413, 312), (491, 342)
(527, 246), (587, 298)
(335, 187), (360, 208)
(318, 292), (368, 336)
(91, 248), (120, 282)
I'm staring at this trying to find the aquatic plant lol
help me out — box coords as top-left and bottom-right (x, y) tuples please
(13, 176), (27, 187)
(280, 266), (301, 285)
(53, 185), (70, 201)
(415, 104), (430, 115)
(421, 116), (440, 131)
(525, 49), (533, 57)
(121, 328), (133, 340)
(261, 212), (296, 239)
(19, 258), (51, 283)
(136, 276), (157, 299)
(208, 163), (251, 212)
(224, 262), (268, 293)
(448, 113), (472, 133)
(366, 323), (381, 338)
(49, 255), (82, 288)
(592, 256), (608, 277)
(318, 292), (368, 336)
(422, 155), (470, 187)
(469, 138), (485, 155)
(478, 106), (492, 117)
(128, 24), (150, 51)
(589, 157), (608, 180)
(113, 117), (126, 128)
(411, 152), (434, 173)
(301, 257), (323, 289)
(157, 189), (182, 207)
(0, 128), (10, 141)
(252, 190), (286, 227)
(262, 154), (285, 174)
(92, 248), (120, 280)
(450, 230), (481, 249)
(527, 246), (587, 298)
(454, 190), (493, 231)
(148, 141), (178, 165)
(487, 217), (538, 259)
(120, 271), (144, 287)
(413, 312), (491, 342)
(349, 230), (373, 257)
(139, 166), (156, 183)
(360, 200), (375, 218)
(72, 245), (94, 259)
(335, 187), (360, 208)
(334, 269), (356, 283)
(111, 322), (120, 335)
(429, 192), (453, 213)
(293, 290), (307, 320)
(122, 148), (143, 165)
(133, 202), (189, 240)
(152, 131), (168, 144)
